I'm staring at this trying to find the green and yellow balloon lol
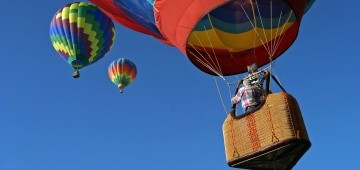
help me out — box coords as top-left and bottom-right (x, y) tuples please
(49, 2), (115, 78)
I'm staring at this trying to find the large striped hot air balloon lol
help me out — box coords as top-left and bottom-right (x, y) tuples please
(49, 2), (116, 78)
(108, 58), (137, 93)
(153, 0), (315, 169)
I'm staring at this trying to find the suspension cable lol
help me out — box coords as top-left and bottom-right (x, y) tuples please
(188, 19), (223, 76)
(187, 42), (221, 76)
(241, 2), (272, 57)
(214, 76), (228, 114)
(204, 15), (224, 75)
(271, 10), (293, 57)
(187, 45), (225, 80)
(272, 2), (284, 54)
(270, 66), (284, 87)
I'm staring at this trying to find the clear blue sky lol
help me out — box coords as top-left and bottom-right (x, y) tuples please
(1, 1), (359, 170)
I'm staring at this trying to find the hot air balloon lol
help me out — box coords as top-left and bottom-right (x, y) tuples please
(49, 2), (116, 78)
(153, 0), (315, 169)
(108, 58), (137, 93)
(89, 0), (171, 45)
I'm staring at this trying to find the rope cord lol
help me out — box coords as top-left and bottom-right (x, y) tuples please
(206, 11), (241, 75)
(187, 46), (225, 80)
(272, 2), (284, 55)
(250, 0), (258, 63)
(189, 23), (233, 114)
(187, 17), (225, 79)
(271, 7), (293, 57)
(204, 14), (224, 75)
(214, 76), (229, 114)
(254, 0), (271, 55)
(270, 66), (285, 88)
(270, 12), (293, 59)
(243, 1), (271, 57)
(251, 0), (294, 62)
(189, 38), (220, 74)
(187, 36), (221, 76)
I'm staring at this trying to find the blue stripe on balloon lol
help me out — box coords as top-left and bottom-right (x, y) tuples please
(209, 0), (292, 24)
(113, 0), (162, 37)
(193, 10), (295, 33)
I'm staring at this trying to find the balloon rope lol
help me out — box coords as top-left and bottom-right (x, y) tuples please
(271, 10), (293, 57)
(214, 76), (229, 114)
(190, 27), (219, 71)
(253, 0), (275, 58)
(271, 1), (284, 56)
(187, 48), (225, 80)
(203, 16), (224, 75)
(252, 0), (292, 68)
(187, 22), (224, 77)
(270, 66), (284, 88)
(188, 42), (223, 78)
(267, 3), (293, 69)
(207, 11), (243, 74)
(249, 1), (258, 62)
(248, 0), (270, 55)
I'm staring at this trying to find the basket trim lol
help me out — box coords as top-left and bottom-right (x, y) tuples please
(228, 138), (311, 168)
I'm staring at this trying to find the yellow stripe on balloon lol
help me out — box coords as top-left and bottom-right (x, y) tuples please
(78, 2), (88, 7)
(81, 20), (99, 62)
(52, 41), (75, 57)
(89, 37), (100, 62)
(188, 22), (294, 52)
(58, 7), (70, 20)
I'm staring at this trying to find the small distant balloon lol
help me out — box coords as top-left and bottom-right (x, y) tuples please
(108, 58), (137, 93)
(49, 2), (116, 78)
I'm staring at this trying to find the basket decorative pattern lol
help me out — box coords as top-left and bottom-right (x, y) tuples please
(222, 92), (311, 169)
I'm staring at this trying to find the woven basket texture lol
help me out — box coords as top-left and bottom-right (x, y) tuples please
(222, 92), (310, 162)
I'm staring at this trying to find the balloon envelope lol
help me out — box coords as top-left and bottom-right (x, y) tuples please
(155, 0), (315, 76)
(89, 0), (170, 45)
(49, 2), (116, 77)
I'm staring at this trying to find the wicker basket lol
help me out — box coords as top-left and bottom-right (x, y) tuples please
(222, 92), (311, 169)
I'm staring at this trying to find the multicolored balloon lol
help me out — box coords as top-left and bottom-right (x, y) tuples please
(89, 0), (171, 45)
(49, 2), (116, 78)
(155, 0), (315, 76)
(108, 58), (137, 93)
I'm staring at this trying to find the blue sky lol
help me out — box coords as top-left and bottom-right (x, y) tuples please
(1, 1), (360, 170)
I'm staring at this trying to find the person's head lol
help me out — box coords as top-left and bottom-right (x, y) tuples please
(247, 63), (258, 74)
(243, 79), (251, 87)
